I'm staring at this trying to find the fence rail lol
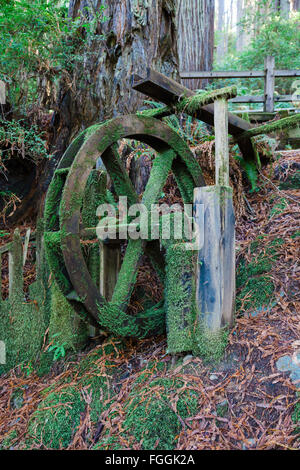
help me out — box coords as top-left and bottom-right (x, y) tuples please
(180, 56), (300, 113)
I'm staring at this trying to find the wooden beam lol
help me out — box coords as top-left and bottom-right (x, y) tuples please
(230, 94), (300, 103)
(132, 68), (258, 164)
(180, 70), (300, 79)
(0, 80), (5, 105)
(214, 99), (229, 186)
(180, 70), (265, 79)
(264, 56), (275, 113)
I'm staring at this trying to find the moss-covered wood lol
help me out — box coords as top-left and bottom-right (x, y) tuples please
(44, 114), (205, 339)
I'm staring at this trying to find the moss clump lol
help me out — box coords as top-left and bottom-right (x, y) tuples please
(292, 396), (300, 435)
(239, 113), (300, 140)
(49, 282), (88, 353)
(27, 388), (84, 449)
(236, 238), (281, 312)
(96, 374), (198, 451)
(0, 430), (18, 450)
(237, 276), (275, 311)
(279, 170), (300, 190)
(27, 341), (121, 449)
(138, 105), (171, 119)
(176, 86), (237, 114)
(164, 241), (197, 354)
(192, 325), (229, 364)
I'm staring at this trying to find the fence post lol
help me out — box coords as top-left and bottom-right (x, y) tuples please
(194, 98), (235, 336)
(8, 229), (23, 302)
(264, 55), (275, 113)
(0, 80), (5, 105)
(99, 243), (121, 301)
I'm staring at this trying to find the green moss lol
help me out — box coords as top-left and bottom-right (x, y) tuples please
(0, 430), (18, 450)
(236, 238), (280, 313)
(27, 388), (85, 449)
(138, 105), (171, 119)
(279, 170), (300, 190)
(239, 113), (300, 140)
(237, 275), (275, 311)
(176, 86), (237, 114)
(0, 232), (46, 374)
(192, 325), (229, 364)
(164, 242), (197, 354)
(292, 396), (300, 435)
(97, 374), (199, 450)
(291, 230), (300, 239)
(49, 282), (88, 353)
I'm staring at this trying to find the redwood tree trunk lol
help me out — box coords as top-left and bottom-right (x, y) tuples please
(50, 0), (179, 163)
(177, 0), (215, 90)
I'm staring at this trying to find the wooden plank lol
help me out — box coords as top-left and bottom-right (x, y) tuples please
(0, 80), (5, 104)
(194, 186), (235, 332)
(180, 70), (300, 79)
(8, 229), (23, 300)
(230, 94), (300, 103)
(214, 99), (229, 186)
(274, 70), (300, 77)
(99, 243), (121, 301)
(264, 56), (275, 113)
(23, 228), (31, 266)
(132, 68), (258, 164)
(180, 70), (265, 79)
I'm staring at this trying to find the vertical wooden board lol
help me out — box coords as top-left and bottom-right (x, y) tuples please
(8, 229), (23, 301)
(23, 228), (31, 266)
(214, 99), (229, 187)
(194, 186), (235, 332)
(0, 80), (5, 105)
(99, 243), (121, 302)
(264, 56), (275, 113)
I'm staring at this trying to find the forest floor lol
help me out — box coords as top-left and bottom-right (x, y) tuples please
(0, 150), (299, 450)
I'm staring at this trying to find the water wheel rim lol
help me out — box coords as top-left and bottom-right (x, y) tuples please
(59, 115), (204, 336)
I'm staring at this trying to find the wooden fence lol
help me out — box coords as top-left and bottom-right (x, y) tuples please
(180, 56), (300, 113)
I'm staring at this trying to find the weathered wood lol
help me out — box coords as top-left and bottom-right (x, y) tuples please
(23, 228), (31, 266)
(177, 0), (215, 90)
(132, 68), (258, 164)
(99, 244), (121, 302)
(181, 70), (265, 78)
(214, 99), (229, 187)
(8, 229), (23, 300)
(264, 56), (275, 113)
(194, 186), (235, 331)
(0, 80), (5, 104)
(180, 70), (300, 79)
(230, 94), (300, 103)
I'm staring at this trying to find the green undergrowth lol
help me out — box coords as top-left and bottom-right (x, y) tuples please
(236, 237), (283, 313)
(279, 170), (300, 190)
(94, 365), (199, 451)
(292, 395), (300, 436)
(18, 340), (125, 450)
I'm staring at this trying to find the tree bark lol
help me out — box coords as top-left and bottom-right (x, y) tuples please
(236, 0), (244, 52)
(216, 0), (225, 62)
(50, 0), (179, 165)
(177, 0), (215, 90)
(291, 0), (300, 10)
(280, 0), (290, 17)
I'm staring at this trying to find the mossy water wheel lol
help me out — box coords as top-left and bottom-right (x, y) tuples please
(44, 114), (205, 338)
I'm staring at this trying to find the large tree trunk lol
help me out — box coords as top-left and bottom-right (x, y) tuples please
(177, 0), (215, 90)
(7, 0), (216, 224)
(291, 0), (300, 10)
(50, 0), (179, 164)
(216, 0), (225, 62)
(280, 0), (291, 16)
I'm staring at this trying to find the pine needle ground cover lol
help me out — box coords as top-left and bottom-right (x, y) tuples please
(0, 151), (299, 450)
